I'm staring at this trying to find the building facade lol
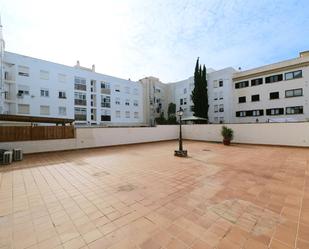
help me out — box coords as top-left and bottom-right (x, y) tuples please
(1, 20), (309, 125)
(232, 51), (309, 123)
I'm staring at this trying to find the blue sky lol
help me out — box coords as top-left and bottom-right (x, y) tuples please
(1, 0), (309, 82)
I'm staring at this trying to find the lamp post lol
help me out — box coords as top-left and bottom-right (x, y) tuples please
(174, 107), (187, 157)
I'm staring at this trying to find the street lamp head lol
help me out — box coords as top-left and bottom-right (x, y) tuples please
(177, 107), (184, 117)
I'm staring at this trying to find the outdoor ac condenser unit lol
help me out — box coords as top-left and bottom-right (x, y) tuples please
(13, 149), (23, 161)
(0, 151), (13, 165)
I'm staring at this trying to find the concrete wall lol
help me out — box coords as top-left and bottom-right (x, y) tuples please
(2, 123), (309, 154)
(0, 125), (178, 154)
(183, 123), (309, 147)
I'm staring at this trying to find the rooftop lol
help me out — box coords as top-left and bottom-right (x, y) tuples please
(0, 141), (308, 249)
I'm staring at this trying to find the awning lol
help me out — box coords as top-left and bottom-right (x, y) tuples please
(0, 114), (75, 124)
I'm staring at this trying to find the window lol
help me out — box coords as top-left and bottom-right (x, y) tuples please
(125, 99), (130, 106)
(101, 109), (111, 121)
(58, 91), (66, 99)
(239, 96), (246, 103)
(285, 88), (303, 98)
(125, 111), (130, 118)
(18, 104), (30, 114)
(214, 92), (218, 100)
(115, 97), (121, 105)
(116, 110), (121, 118)
(134, 112), (139, 119)
(219, 80), (223, 87)
(285, 70), (302, 80)
(75, 107), (87, 121)
(213, 80), (218, 88)
(251, 94), (260, 102)
(214, 105), (218, 113)
(190, 83), (194, 90)
(115, 85), (120, 92)
(40, 105), (50, 115)
(236, 110), (263, 117)
(40, 89), (49, 97)
(219, 92), (223, 100)
(74, 77), (87, 91)
(219, 104), (224, 112)
(133, 100), (138, 107)
(58, 73), (66, 83)
(190, 105), (194, 112)
(219, 117), (224, 124)
(101, 82), (110, 89)
(17, 85), (30, 97)
(270, 92), (279, 100)
(266, 108), (284, 116)
(75, 92), (86, 105)
(184, 98), (187, 105)
(236, 111), (246, 117)
(58, 106), (67, 116)
(265, 74), (283, 83)
(40, 70), (49, 80)
(18, 66), (29, 77)
(101, 95), (111, 108)
(214, 117), (218, 122)
(125, 87), (130, 94)
(180, 99), (183, 105)
(286, 106), (303, 115)
(235, 81), (249, 89)
(155, 88), (161, 93)
(182, 88), (186, 94)
(251, 78), (263, 86)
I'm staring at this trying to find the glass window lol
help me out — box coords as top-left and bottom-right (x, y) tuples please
(18, 66), (29, 77)
(285, 88), (303, 98)
(40, 89), (49, 97)
(286, 106), (303, 115)
(58, 106), (67, 116)
(40, 70), (49, 80)
(270, 92), (279, 100)
(285, 70), (302, 80)
(251, 94), (260, 102)
(239, 96), (246, 103)
(101, 95), (111, 108)
(265, 74), (283, 83)
(40, 105), (50, 115)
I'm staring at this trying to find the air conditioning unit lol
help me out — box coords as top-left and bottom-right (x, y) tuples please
(13, 149), (23, 161)
(0, 151), (13, 165)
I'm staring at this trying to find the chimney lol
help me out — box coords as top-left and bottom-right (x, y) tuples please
(300, 51), (309, 58)
(76, 60), (80, 67)
(92, 64), (95, 72)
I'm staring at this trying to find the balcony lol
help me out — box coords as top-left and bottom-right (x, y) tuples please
(101, 88), (111, 94)
(74, 99), (87, 106)
(74, 114), (87, 121)
(75, 84), (87, 91)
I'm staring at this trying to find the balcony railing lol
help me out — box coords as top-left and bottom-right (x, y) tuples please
(74, 114), (87, 121)
(75, 99), (87, 106)
(75, 84), (87, 91)
(101, 88), (111, 94)
(101, 103), (111, 108)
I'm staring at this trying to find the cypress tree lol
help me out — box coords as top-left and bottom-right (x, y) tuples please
(191, 58), (208, 120)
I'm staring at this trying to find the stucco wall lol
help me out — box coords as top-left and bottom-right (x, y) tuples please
(2, 123), (309, 154)
(182, 123), (309, 147)
(0, 125), (178, 154)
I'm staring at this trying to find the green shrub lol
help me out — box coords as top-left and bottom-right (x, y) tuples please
(221, 126), (233, 140)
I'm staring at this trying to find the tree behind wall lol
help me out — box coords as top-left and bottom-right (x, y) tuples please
(167, 102), (177, 124)
(191, 58), (208, 120)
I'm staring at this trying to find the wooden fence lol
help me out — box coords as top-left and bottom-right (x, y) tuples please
(0, 126), (75, 142)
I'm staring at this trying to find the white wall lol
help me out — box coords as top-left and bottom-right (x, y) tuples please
(183, 123), (309, 147)
(0, 125), (178, 154)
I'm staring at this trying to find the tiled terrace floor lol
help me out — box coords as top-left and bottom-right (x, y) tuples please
(0, 141), (308, 249)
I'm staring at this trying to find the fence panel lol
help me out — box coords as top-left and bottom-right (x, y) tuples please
(0, 126), (75, 142)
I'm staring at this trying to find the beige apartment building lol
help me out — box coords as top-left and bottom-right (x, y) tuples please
(232, 51), (309, 123)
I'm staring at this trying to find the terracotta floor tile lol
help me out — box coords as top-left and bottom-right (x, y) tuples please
(1, 141), (307, 249)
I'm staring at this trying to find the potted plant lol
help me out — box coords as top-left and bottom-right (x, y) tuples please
(221, 126), (233, 145)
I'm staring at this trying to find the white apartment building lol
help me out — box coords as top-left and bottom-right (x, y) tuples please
(1, 19), (309, 126)
(232, 51), (309, 123)
(0, 22), (144, 126)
